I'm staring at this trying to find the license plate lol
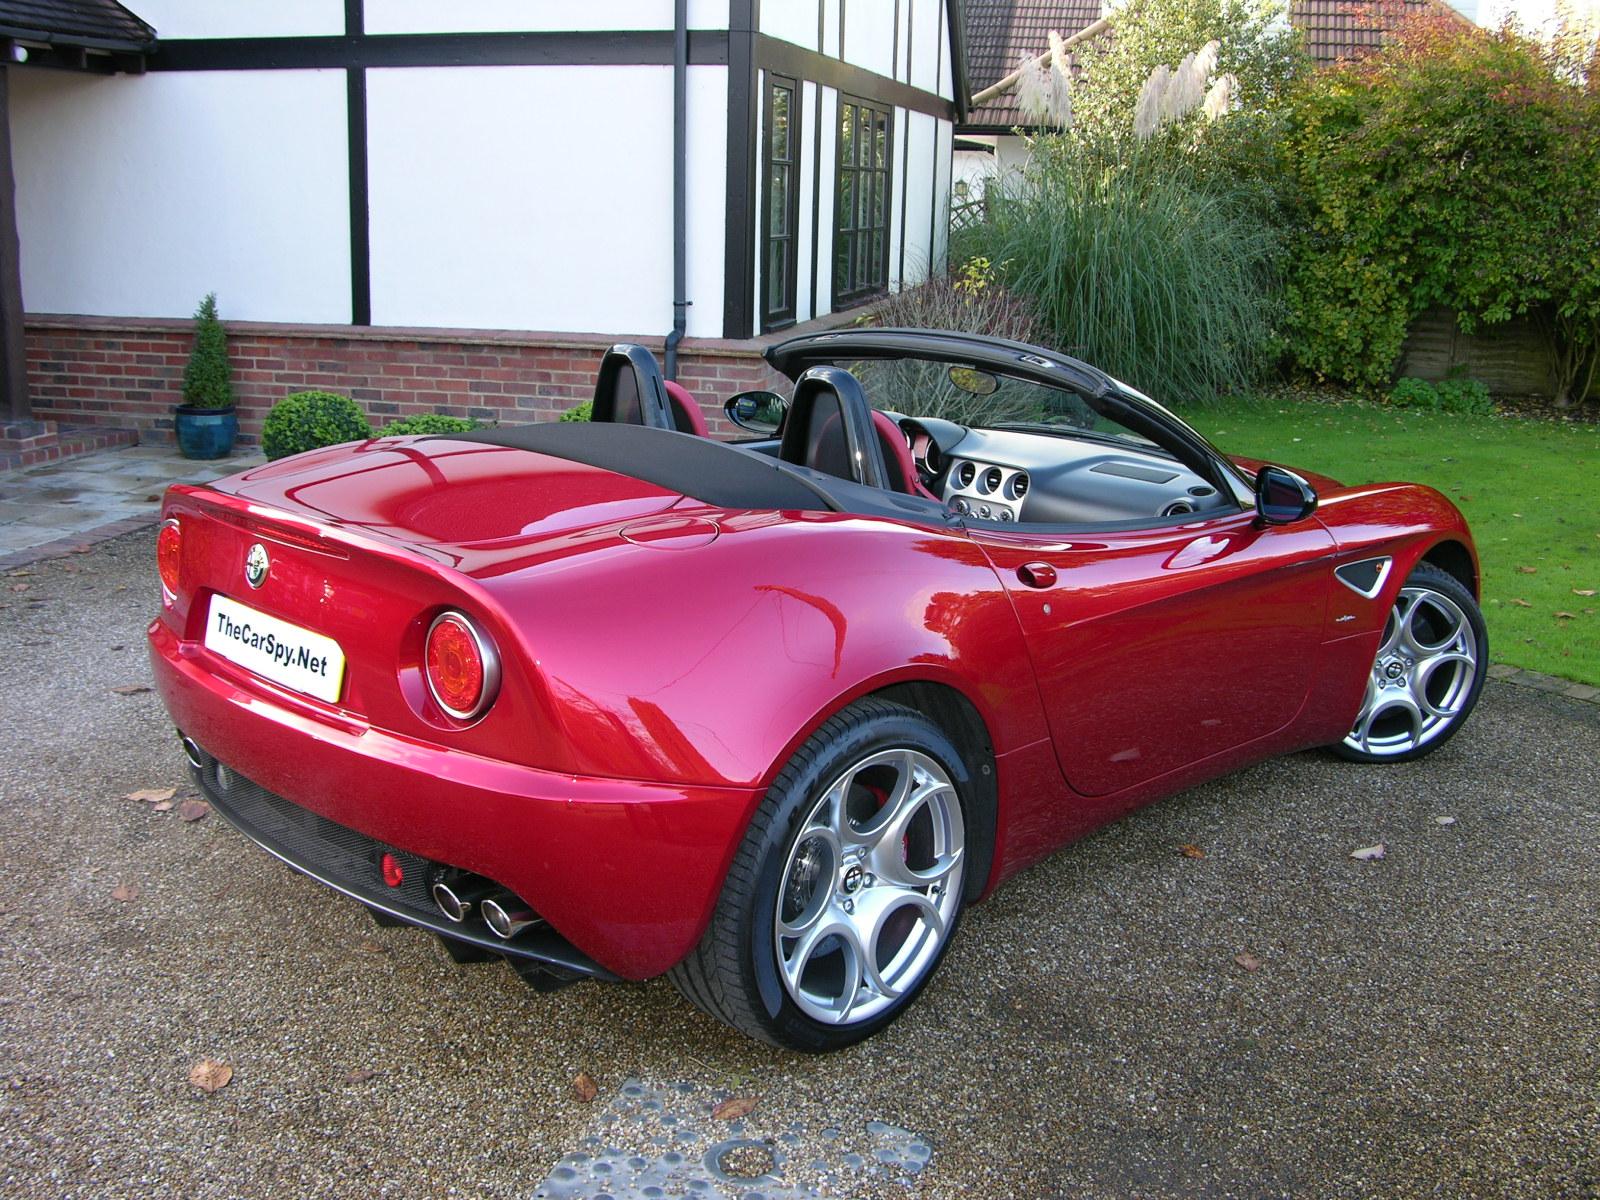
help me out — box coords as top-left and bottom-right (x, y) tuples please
(204, 594), (347, 703)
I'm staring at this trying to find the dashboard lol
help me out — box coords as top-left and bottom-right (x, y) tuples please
(906, 422), (1232, 525)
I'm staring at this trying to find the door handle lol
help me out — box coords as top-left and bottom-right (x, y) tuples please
(1017, 562), (1057, 589)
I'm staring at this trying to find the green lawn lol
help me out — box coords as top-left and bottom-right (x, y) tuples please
(1190, 396), (1600, 685)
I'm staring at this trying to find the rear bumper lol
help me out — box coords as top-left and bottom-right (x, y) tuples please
(149, 620), (762, 980)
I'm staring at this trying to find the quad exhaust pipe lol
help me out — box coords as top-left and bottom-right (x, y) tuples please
(431, 871), (542, 939)
(481, 894), (542, 940)
(430, 872), (495, 924)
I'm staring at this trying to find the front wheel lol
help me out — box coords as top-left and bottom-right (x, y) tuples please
(1332, 562), (1487, 763)
(669, 699), (970, 1051)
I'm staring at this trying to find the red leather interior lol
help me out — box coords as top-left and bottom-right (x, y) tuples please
(663, 381), (709, 437)
(871, 411), (938, 500)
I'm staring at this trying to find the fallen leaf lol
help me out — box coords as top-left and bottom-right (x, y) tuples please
(152, 800), (173, 812)
(1350, 843), (1386, 861)
(1509, 598), (1533, 607)
(111, 883), (140, 903)
(345, 1068), (378, 1085)
(176, 799), (211, 823)
(1515, 565), (1538, 575)
(713, 1096), (759, 1120)
(573, 1072), (599, 1103)
(1435, 816), (1457, 826)
(188, 1059), (233, 1093)
(357, 940), (388, 954)
(1555, 611), (1577, 619)
(1574, 589), (1597, 597)
(123, 787), (175, 804)
(109, 685), (151, 696)
(1178, 844), (1206, 859)
(1234, 952), (1262, 972)
(9, 583), (28, 593)
(71, 545), (92, 554)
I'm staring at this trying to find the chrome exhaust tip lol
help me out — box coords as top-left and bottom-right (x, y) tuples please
(431, 874), (494, 924)
(178, 734), (204, 771)
(481, 894), (541, 940)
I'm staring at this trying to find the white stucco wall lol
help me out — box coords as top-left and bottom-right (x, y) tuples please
(843, 0), (897, 79)
(899, 109), (937, 284)
(10, 69), (353, 323)
(365, 64), (726, 337)
(365, 0), (728, 34)
(131, 0), (345, 38)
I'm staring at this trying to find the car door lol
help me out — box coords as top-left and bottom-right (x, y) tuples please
(971, 509), (1336, 797)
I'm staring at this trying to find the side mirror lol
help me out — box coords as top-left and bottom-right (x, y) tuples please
(1255, 465), (1318, 525)
(723, 390), (787, 435)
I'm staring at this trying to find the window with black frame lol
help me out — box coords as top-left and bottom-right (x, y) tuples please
(834, 98), (891, 307)
(762, 75), (801, 330)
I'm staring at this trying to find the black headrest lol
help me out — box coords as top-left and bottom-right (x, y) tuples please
(592, 344), (674, 429)
(778, 365), (889, 490)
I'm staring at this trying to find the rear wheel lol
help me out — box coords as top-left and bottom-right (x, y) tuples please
(669, 699), (970, 1051)
(1333, 562), (1486, 763)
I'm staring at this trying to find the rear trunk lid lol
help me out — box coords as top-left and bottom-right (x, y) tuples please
(157, 436), (682, 769)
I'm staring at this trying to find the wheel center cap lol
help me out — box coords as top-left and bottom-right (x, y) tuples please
(841, 864), (864, 894)
(1383, 660), (1406, 681)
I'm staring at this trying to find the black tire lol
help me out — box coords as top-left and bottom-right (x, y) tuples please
(1331, 560), (1478, 764)
(668, 698), (972, 1052)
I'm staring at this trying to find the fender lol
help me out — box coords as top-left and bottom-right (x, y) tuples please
(479, 506), (1053, 790)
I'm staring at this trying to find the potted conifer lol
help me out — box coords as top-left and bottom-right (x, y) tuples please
(174, 293), (238, 459)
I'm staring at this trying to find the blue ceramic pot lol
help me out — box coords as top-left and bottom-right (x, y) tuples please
(174, 405), (238, 460)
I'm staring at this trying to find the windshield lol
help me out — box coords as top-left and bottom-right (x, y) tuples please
(842, 355), (1158, 449)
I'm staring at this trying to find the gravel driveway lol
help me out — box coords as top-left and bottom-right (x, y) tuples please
(2, 531), (1596, 1199)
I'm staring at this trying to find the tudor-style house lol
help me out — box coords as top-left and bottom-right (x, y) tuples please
(0, 0), (967, 455)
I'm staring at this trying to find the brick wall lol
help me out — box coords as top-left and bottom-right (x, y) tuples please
(24, 316), (805, 445)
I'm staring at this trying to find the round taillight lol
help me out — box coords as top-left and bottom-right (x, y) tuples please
(424, 611), (499, 720)
(157, 518), (182, 594)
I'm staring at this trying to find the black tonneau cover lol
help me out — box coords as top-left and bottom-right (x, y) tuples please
(434, 421), (840, 513)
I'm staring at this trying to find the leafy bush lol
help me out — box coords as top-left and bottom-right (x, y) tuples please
(559, 401), (592, 422)
(1072, 0), (1307, 132)
(380, 413), (481, 436)
(1283, 16), (1600, 403)
(1387, 377), (1495, 416)
(261, 392), (372, 461)
(848, 267), (1047, 422)
(181, 293), (233, 410)
(961, 135), (1282, 406)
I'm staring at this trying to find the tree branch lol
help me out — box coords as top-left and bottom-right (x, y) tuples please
(969, 18), (1114, 108)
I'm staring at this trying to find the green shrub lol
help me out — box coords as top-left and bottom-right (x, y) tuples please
(261, 391), (373, 461)
(1387, 377), (1495, 416)
(559, 401), (592, 422)
(381, 413), (481, 436)
(961, 135), (1282, 406)
(181, 293), (233, 410)
(1283, 16), (1600, 403)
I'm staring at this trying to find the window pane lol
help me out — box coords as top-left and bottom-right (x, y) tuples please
(835, 234), (852, 293)
(871, 231), (884, 283)
(874, 113), (887, 168)
(768, 241), (787, 313)
(838, 173), (854, 232)
(770, 165), (788, 236)
(872, 171), (885, 227)
(840, 104), (855, 165)
(857, 108), (871, 167)
(772, 86), (790, 161)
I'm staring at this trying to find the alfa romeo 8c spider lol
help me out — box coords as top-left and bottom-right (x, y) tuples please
(149, 329), (1485, 1050)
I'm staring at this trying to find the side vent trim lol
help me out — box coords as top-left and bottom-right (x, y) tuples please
(1335, 556), (1392, 600)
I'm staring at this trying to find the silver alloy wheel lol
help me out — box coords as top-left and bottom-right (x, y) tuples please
(1343, 584), (1479, 758)
(773, 748), (965, 1026)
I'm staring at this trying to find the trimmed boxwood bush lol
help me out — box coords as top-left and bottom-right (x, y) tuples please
(381, 413), (482, 436)
(560, 401), (593, 422)
(261, 391), (372, 461)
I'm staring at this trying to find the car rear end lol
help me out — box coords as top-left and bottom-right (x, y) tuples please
(147, 441), (762, 984)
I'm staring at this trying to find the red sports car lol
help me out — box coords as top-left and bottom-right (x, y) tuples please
(148, 329), (1486, 1051)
